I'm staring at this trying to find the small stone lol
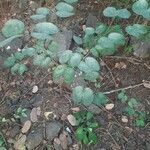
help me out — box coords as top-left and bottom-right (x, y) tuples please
(21, 120), (32, 133)
(121, 116), (128, 123)
(59, 132), (68, 149)
(46, 122), (63, 141)
(86, 13), (97, 28)
(26, 129), (43, 150)
(105, 103), (115, 110)
(71, 107), (80, 112)
(32, 85), (38, 93)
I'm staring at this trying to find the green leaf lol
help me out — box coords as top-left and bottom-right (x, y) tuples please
(128, 98), (138, 108)
(117, 90), (128, 103)
(22, 47), (36, 56)
(124, 106), (136, 116)
(18, 64), (27, 75)
(88, 131), (97, 144)
(68, 53), (82, 67)
(30, 14), (46, 21)
(53, 65), (66, 81)
(82, 88), (94, 106)
(41, 57), (51, 67)
(89, 122), (99, 128)
(90, 47), (99, 57)
(85, 27), (95, 35)
(2, 19), (25, 37)
(64, 67), (75, 84)
(83, 134), (89, 145)
(31, 32), (50, 40)
(11, 63), (20, 74)
(93, 92), (108, 105)
(73, 35), (83, 45)
(125, 24), (147, 38)
(117, 9), (131, 19)
(108, 32), (125, 45)
(4, 56), (16, 68)
(103, 7), (117, 17)
(56, 10), (74, 18)
(86, 112), (93, 120)
(14, 52), (25, 60)
(72, 86), (84, 103)
(64, 0), (78, 4)
(36, 7), (49, 15)
(75, 127), (85, 141)
(32, 22), (59, 38)
(85, 57), (100, 72)
(83, 71), (99, 81)
(33, 54), (45, 66)
(132, 0), (148, 16)
(95, 24), (107, 34)
(55, 2), (74, 12)
(59, 50), (72, 64)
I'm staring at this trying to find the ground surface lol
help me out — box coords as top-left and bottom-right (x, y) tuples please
(0, 0), (150, 150)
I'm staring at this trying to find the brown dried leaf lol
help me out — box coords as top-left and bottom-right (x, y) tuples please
(115, 62), (127, 69)
(14, 134), (26, 150)
(59, 132), (68, 149)
(21, 120), (31, 133)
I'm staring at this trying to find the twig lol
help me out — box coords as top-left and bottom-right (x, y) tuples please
(103, 82), (144, 95)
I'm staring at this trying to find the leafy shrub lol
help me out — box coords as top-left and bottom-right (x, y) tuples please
(73, 111), (98, 145)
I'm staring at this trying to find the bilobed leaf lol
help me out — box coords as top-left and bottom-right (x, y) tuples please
(36, 7), (49, 15)
(73, 35), (83, 45)
(82, 87), (94, 106)
(56, 10), (74, 18)
(2, 19), (25, 37)
(108, 32), (125, 45)
(31, 32), (50, 40)
(142, 8), (150, 19)
(93, 92), (108, 105)
(125, 24), (147, 38)
(90, 47), (99, 57)
(64, 67), (75, 84)
(95, 24), (107, 34)
(103, 7), (117, 17)
(53, 65), (66, 81)
(69, 53), (82, 67)
(59, 50), (72, 64)
(132, 0), (148, 16)
(55, 2), (74, 12)
(4, 56), (16, 68)
(72, 86), (84, 103)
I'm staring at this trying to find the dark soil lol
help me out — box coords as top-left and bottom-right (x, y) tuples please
(0, 0), (150, 150)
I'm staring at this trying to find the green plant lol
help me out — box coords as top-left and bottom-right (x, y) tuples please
(73, 111), (99, 145)
(72, 86), (108, 106)
(14, 107), (27, 119)
(117, 91), (146, 127)
(0, 133), (7, 150)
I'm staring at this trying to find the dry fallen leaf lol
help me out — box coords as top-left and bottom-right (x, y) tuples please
(59, 132), (68, 149)
(67, 114), (77, 126)
(30, 108), (38, 122)
(44, 111), (53, 120)
(71, 107), (80, 112)
(21, 120), (31, 133)
(121, 116), (128, 123)
(32, 85), (38, 93)
(115, 62), (127, 69)
(105, 103), (115, 110)
(14, 134), (26, 150)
